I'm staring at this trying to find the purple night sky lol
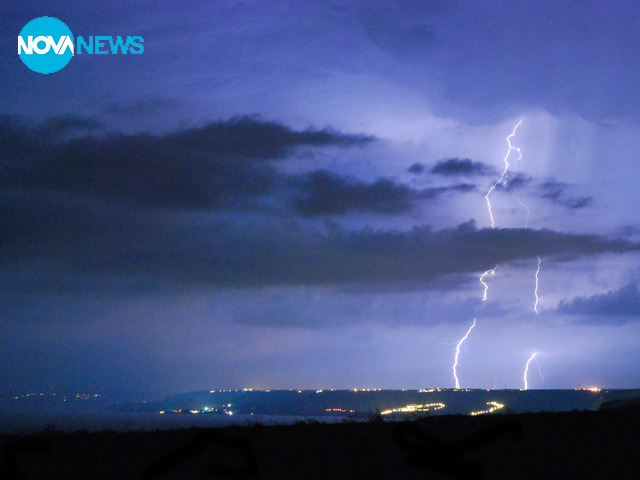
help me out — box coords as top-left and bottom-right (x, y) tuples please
(2, 1), (640, 400)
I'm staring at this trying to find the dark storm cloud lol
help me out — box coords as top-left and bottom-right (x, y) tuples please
(539, 179), (593, 210)
(291, 169), (475, 217)
(161, 115), (374, 159)
(0, 115), (100, 157)
(408, 162), (426, 174)
(317, 221), (638, 287)
(557, 283), (640, 318)
(292, 170), (414, 216)
(431, 158), (495, 177)
(488, 172), (533, 195)
(0, 115), (373, 211)
(502, 172), (532, 191)
(3, 183), (638, 297)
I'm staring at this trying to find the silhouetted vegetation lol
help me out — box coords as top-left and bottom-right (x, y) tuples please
(1, 404), (639, 479)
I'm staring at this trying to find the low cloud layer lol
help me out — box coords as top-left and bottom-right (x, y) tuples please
(292, 169), (474, 216)
(1, 115), (634, 303)
(3, 183), (638, 296)
(430, 158), (496, 177)
(557, 283), (640, 317)
(0, 115), (374, 212)
(539, 179), (593, 210)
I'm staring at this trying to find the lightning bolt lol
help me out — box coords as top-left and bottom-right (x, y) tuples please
(479, 267), (496, 301)
(485, 119), (541, 315)
(485, 118), (523, 228)
(452, 318), (476, 389)
(508, 131), (531, 227)
(534, 256), (541, 314)
(523, 352), (536, 390)
(451, 118), (544, 390)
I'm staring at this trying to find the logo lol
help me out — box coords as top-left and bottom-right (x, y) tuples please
(18, 17), (74, 74)
(18, 16), (144, 75)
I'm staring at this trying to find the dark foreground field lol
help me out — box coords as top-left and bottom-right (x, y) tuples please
(2, 402), (639, 480)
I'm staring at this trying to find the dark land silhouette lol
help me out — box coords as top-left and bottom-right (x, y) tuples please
(1, 397), (639, 480)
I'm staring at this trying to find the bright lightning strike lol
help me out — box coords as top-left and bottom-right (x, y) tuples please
(508, 132), (530, 226)
(453, 318), (476, 389)
(523, 353), (537, 390)
(485, 118), (523, 228)
(479, 267), (496, 301)
(534, 256), (541, 314)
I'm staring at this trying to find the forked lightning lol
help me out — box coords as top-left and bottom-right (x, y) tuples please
(452, 318), (476, 389)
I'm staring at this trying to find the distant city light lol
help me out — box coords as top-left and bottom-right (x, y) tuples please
(380, 403), (445, 415)
(470, 401), (505, 416)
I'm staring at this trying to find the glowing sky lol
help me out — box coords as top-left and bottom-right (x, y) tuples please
(2, 1), (640, 399)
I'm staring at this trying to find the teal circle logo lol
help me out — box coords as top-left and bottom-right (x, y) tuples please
(18, 17), (74, 74)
